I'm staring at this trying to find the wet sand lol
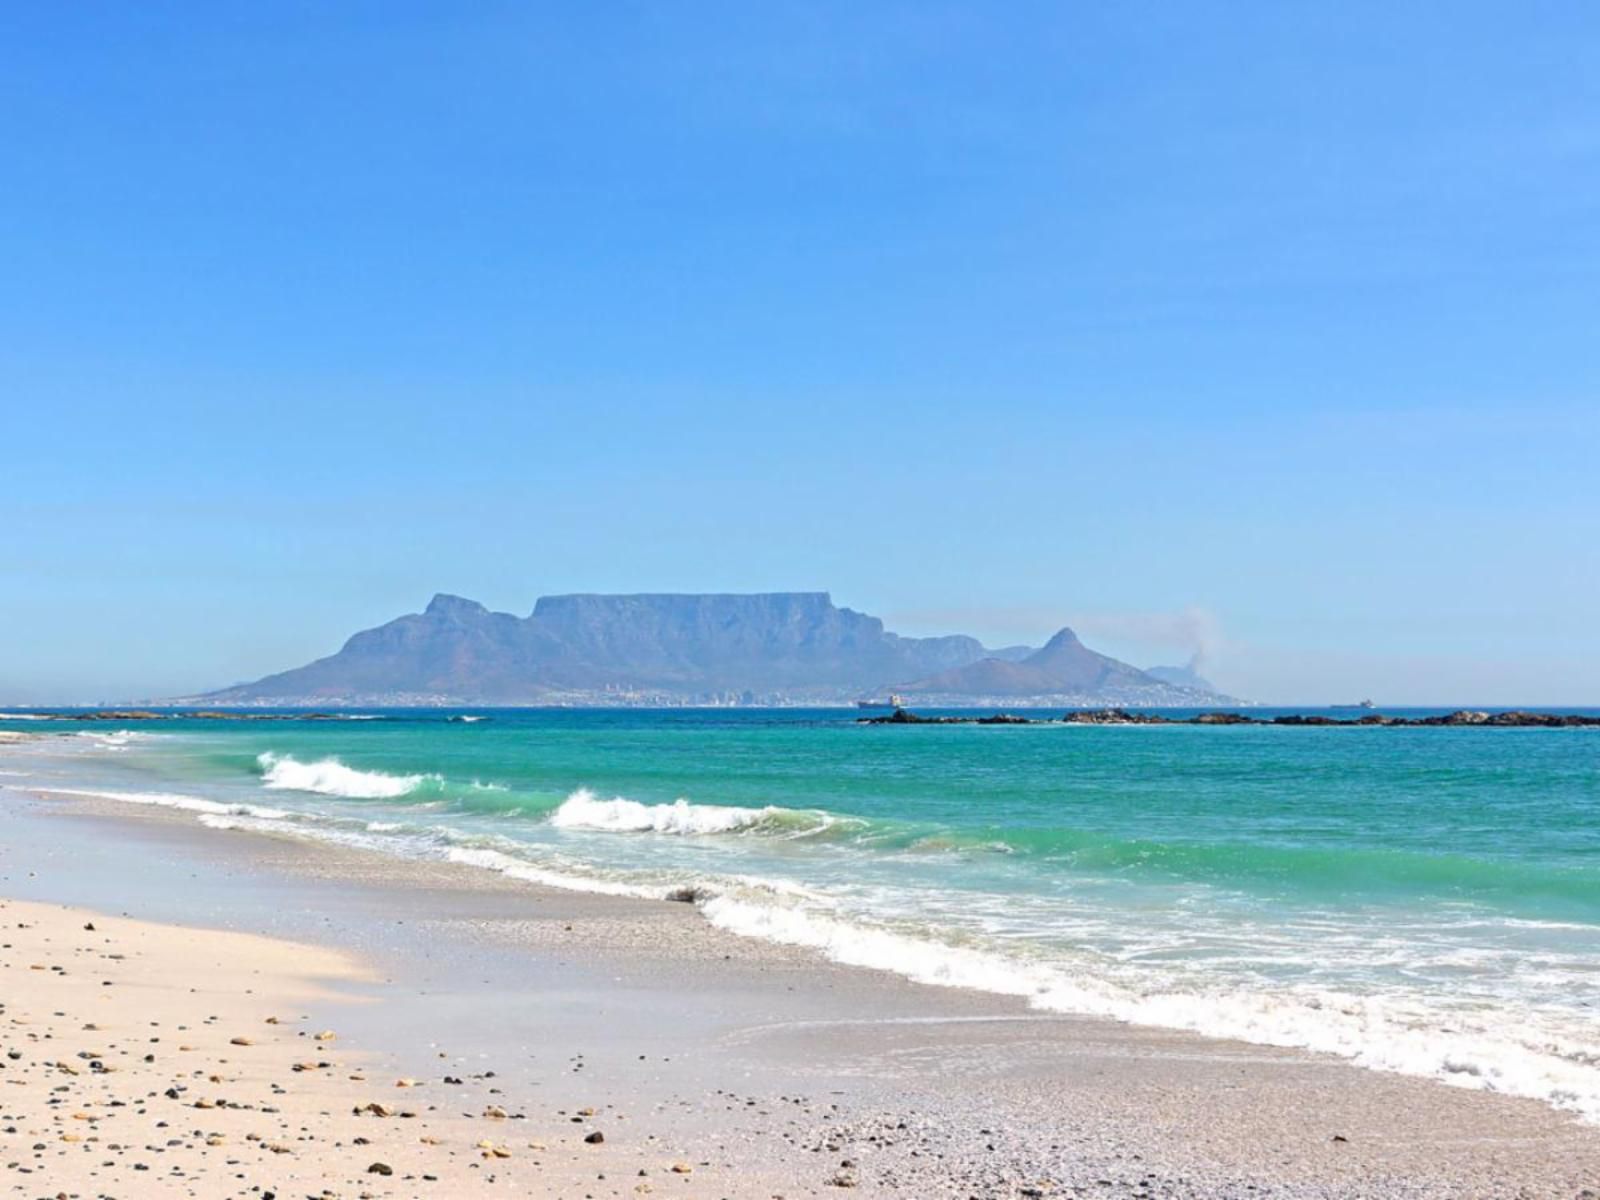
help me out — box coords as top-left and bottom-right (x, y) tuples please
(4, 776), (1600, 1198)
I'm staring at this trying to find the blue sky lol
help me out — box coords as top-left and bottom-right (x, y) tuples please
(3, 3), (1597, 703)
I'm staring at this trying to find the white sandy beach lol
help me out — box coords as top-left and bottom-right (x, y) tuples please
(1, 894), (772, 1197)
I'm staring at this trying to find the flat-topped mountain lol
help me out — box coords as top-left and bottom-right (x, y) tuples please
(203, 592), (1232, 706)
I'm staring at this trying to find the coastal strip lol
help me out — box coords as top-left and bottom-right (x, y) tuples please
(5, 774), (1600, 1197)
(5, 707), (1599, 727)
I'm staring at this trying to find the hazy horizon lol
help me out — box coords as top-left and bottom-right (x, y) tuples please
(4, 6), (1597, 705)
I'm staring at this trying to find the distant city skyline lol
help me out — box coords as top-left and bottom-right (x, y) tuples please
(3, 5), (1597, 704)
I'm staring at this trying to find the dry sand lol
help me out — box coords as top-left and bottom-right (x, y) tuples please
(0, 896), (760, 1198)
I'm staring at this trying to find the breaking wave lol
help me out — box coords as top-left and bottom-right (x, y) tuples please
(548, 788), (838, 837)
(256, 752), (436, 799)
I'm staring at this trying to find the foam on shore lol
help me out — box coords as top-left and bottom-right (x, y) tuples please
(697, 892), (1600, 1122)
(40, 786), (291, 822)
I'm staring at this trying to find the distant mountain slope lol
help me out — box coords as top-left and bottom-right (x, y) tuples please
(986, 645), (1036, 663)
(901, 628), (1169, 698)
(204, 592), (1234, 706)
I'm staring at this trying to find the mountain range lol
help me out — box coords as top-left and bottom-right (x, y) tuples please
(202, 592), (1234, 706)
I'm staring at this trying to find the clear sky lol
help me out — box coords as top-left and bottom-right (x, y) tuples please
(3, 3), (1597, 704)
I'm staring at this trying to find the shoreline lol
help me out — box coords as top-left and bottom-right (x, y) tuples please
(5, 768), (1600, 1196)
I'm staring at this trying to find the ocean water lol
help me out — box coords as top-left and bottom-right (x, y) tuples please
(3, 708), (1598, 1119)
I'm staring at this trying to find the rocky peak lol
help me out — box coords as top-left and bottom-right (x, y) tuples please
(1035, 627), (1084, 656)
(424, 594), (490, 620)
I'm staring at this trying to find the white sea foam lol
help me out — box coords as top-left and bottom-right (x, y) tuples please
(256, 752), (434, 799)
(197, 813), (262, 831)
(39, 787), (291, 822)
(73, 729), (146, 750)
(548, 787), (831, 836)
(441, 844), (662, 899)
(698, 893), (1600, 1121)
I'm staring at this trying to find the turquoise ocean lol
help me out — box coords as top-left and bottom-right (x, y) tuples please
(3, 708), (1597, 1119)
